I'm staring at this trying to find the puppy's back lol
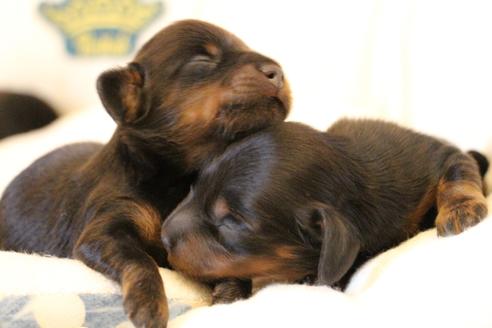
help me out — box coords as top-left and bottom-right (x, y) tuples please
(0, 143), (102, 255)
(327, 118), (451, 185)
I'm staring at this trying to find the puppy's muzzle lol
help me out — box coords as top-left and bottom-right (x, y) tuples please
(229, 63), (285, 99)
(161, 190), (196, 252)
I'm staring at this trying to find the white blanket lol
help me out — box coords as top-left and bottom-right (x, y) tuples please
(0, 251), (211, 327)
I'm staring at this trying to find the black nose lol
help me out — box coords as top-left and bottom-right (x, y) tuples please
(259, 63), (284, 89)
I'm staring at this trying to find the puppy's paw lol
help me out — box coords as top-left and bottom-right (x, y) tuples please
(123, 285), (169, 328)
(436, 197), (488, 236)
(212, 279), (252, 304)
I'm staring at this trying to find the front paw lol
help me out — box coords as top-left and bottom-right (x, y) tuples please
(212, 279), (252, 304)
(123, 283), (169, 328)
(436, 198), (488, 236)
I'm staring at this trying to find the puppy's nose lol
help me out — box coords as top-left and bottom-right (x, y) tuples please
(259, 64), (284, 89)
(161, 232), (174, 251)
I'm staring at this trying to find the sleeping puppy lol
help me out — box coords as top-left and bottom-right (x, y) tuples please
(0, 20), (290, 327)
(161, 119), (488, 301)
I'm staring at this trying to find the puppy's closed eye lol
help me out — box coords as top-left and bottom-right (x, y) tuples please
(183, 43), (223, 77)
(182, 55), (219, 78)
(216, 214), (246, 230)
(187, 54), (218, 67)
(211, 198), (250, 231)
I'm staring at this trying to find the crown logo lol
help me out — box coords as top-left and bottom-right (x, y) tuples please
(40, 0), (163, 56)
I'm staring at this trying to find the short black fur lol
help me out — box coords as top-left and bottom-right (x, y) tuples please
(162, 119), (488, 298)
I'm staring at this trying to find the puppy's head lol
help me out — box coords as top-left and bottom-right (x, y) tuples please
(97, 20), (291, 169)
(161, 123), (361, 285)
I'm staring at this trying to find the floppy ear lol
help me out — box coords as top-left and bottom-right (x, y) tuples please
(96, 62), (147, 124)
(314, 205), (360, 286)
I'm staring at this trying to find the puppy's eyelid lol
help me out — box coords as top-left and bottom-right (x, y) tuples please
(217, 213), (248, 230)
(185, 55), (219, 71)
(191, 54), (214, 62)
(209, 198), (252, 230)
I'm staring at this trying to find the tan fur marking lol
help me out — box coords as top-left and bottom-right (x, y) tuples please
(204, 43), (221, 57)
(130, 202), (161, 241)
(213, 197), (230, 219)
(121, 67), (144, 123)
(407, 187), (437, 233)
(437, 180), (484, 208)
(122, 85), (141, 122)
(121, 263), (142, 295)
(178, 84), (225, 128)
(275, 245), (300, 260)
(436, 179), (488, 236)
(168, 233), (306, 282)
(121, 263), (168, 325)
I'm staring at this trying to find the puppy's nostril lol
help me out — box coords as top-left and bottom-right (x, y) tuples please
(259, 64), (284, 89)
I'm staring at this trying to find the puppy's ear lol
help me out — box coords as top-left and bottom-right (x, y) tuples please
(97, 62), (147, 124)
(312, 204), (360, 286)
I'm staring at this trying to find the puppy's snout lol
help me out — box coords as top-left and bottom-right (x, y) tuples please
(161, 233), (174, 251)
(161, 214), (181, 252)
(161, 199), (198, 252)
(259, 64), (284, 89)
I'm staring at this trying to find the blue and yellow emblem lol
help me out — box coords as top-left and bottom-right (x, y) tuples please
(40, 0), (163, 56)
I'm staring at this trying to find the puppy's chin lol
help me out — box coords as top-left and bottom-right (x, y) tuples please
(214, 97), (287, 140)
(223, 96), (287, 116)
(168, 248), (310, 284)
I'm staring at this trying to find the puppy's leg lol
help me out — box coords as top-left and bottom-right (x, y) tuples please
(74, 211), (167, 328)
(212, 279), (252, 304)
(436, 152), (488, 236)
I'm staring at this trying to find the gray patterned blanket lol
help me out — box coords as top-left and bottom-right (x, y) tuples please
(0, 294), (193, 328)
(0, 251), (212, 328)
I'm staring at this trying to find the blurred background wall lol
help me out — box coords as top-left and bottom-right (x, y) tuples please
(0, 0), (491, 151)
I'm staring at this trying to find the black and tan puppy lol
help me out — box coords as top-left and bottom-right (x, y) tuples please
(161, 119), (488, 300)
(0, 20), (290, 327)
